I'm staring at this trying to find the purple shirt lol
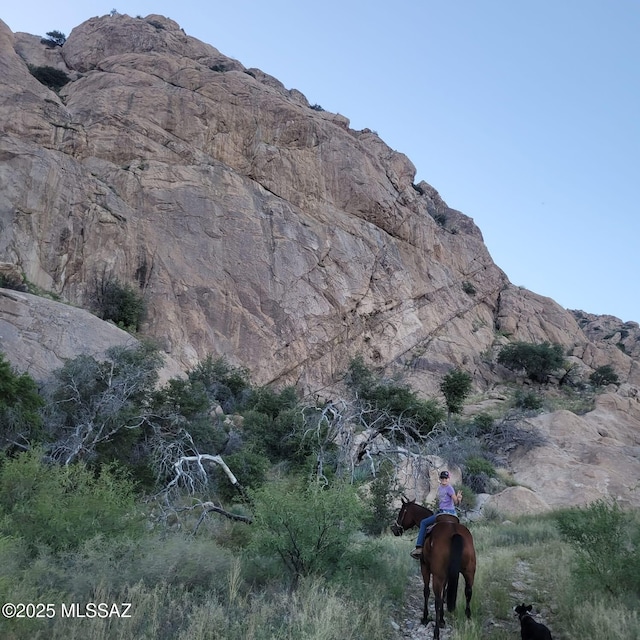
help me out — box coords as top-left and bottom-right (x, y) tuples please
(437, 484), (456, 511)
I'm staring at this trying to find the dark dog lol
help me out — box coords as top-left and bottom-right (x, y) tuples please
(514, 603), (553, 640)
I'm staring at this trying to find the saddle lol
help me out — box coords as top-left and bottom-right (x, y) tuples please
(435, 513), (459, 524)
(426, 513), (460, 536)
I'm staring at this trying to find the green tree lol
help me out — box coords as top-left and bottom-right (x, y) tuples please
(250, 479), (364, 585)
(93, 276), (146, 332)
(40, 343), (161, 465)
(345, 357), (445, 436)
(27, 65), (70, 90)
(590, 365), (619, 387)
(362, 461), (397, 536)
(497, 341), (565, 383)
(440, 368), (473, 417)
(42, 30), (66, 46)
(0, 353), (44, 449)
(188, 355), (250, 413)
(148, 375), (230, 469)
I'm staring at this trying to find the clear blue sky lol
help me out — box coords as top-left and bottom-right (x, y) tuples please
(4, 2), (639, 322)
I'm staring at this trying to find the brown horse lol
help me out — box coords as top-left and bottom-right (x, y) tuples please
(392, 498), (476, 639)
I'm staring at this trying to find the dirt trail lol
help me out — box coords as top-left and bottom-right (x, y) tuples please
(391, 566), (538, 639)
(391, 573), (455, 640)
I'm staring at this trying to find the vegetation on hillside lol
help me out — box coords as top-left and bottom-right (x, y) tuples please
(497, 341), (566, 383)
(0, 339), (633, 638)
(27, 64), (70, 91)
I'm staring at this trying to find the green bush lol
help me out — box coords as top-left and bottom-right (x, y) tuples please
(497, 341), (565, 383)
(462, 281), (477, 295)
(249, 479), (364, 585)
(440, 368), (473, 416)
(241, 388), (309, 464)
(41, 30), (66, 46)
(0, 450), (142, 554)
(361, 461), (397, 536)
(555, 500), (640, 597)
(41, 343), (162, 466)
(150, 376), (230, 457)
(345, 357), (445, 436)
(0, 271), (27, 291)
(93, 277), (146, 332)
(463, 456), (496, 493)
(188, 356), (251, 413)
(27, 64), (70, 90)
(473, 412), (495, 434)
(0, 353), (43, 448)
(590, 365), (619, 387)
(514, 389), (544, 410)
(464, 456), (496, 477)
(213, 448), (269, 502)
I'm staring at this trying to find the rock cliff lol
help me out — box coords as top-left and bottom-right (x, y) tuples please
(1, 14), (639, 510)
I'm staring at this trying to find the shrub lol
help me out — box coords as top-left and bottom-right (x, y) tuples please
(361, 461), (397, 536)
(555, 500), (640, 597)
(213, 448), (269, 502)
(473, 412), (495, 434)
(92, 276), (146, 332)
(497, 341), (565, 383)
(463, 456), (496, 493)
(440, 368), (473, 416)
(432, 212), (447, 226)
(27, 64), (70, 90)
(0, 449), (142, 554)
(41, 30), (66, 46)
(150, 376), (230, 458)
(462, 280), (476, 295)
(345, 357), (445, 436)
(514, 389), (543, 410)
(249, 479), (364, 585)
(0, 270), (27, 291)
(590, 364), (619, 387)
(188, 356), (250, 413)
(40, 343), (162, 466)
(0, 353), (43, 448)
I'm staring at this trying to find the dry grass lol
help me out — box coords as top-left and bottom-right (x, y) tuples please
(1, 512), (638, 640)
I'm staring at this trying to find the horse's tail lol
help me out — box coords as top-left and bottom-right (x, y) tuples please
(446, 533), (463, 611)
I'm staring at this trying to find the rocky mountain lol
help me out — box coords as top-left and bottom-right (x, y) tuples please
(1, 13), (639, 510)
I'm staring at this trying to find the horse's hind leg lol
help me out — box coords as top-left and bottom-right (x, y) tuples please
(464, 580), (472, 618)
(433, 588), (445, 640)
(422, 582), (430, 625)
(421, 569), (431, 624)
(462, 568), (474, 618)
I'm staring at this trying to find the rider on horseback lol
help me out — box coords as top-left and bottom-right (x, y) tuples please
(410, 470), (462, 559)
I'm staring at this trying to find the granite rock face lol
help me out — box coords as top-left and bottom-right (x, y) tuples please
(1, 14), (639, 509)
(0, 288), (183, 383)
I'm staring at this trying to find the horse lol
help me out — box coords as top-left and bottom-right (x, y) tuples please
(392, 497), (476, 639)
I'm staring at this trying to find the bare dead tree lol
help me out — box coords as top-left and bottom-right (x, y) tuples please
(147, 442), (252, 533)
(300, 398), (441, 484)
(164, 453), (245, 496)
(41, 345), (161, 465)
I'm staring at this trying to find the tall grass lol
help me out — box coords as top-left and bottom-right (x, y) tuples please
(0, 529), (403, 640)
(1, 509), (638, 639)
(442, 511), (640, 640)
